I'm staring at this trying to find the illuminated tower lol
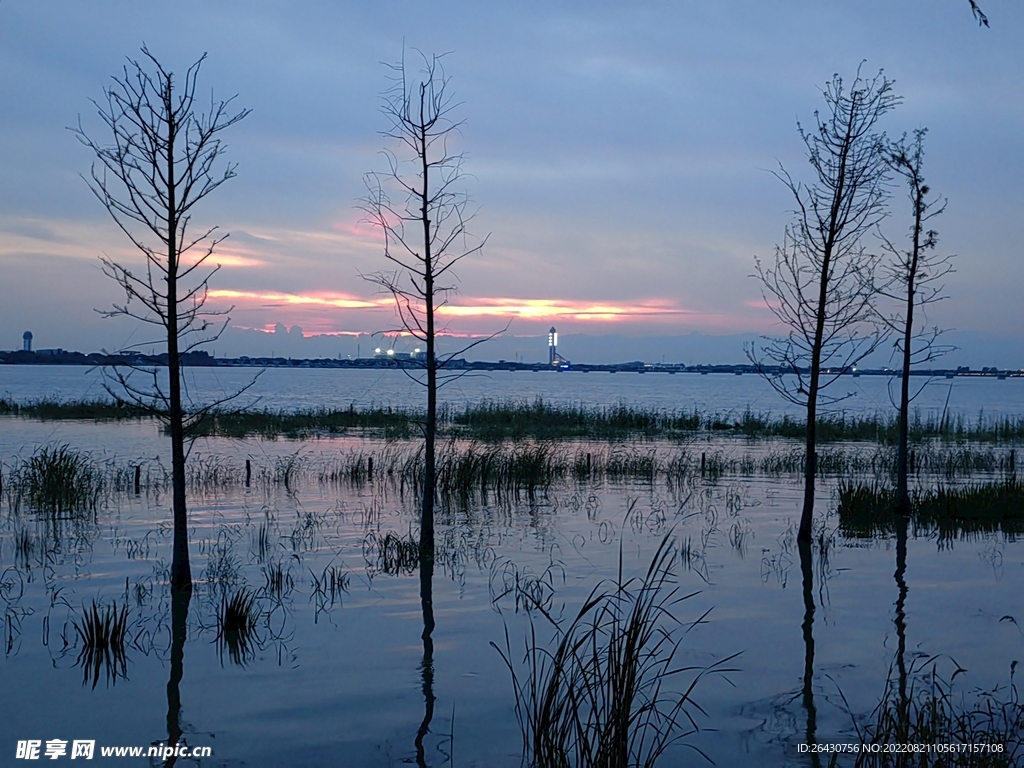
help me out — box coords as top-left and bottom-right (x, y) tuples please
(548, 326), (557, 367)
(23, 331), (33, 352)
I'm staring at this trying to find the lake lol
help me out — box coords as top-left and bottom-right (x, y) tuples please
(1, 367), (1021, 766)
(4, 364), (1024, 419)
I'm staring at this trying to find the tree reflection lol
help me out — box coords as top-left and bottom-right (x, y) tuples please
(799, 539), (820, 768)
(894, 515), (909, 715)
(415, 555), (436, 768)
(165, 585), (191, 768)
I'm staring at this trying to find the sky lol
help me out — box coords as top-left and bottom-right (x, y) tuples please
(1, 1), (1022, 365)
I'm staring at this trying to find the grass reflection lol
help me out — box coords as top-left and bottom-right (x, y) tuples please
(74, 600), (129, 688)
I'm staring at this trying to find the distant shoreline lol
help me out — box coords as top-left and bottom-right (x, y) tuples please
(0, 348), (1020, 379)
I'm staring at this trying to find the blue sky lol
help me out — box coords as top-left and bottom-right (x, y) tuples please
(1, 1), (1021, 362)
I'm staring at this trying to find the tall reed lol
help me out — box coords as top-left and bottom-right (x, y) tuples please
(494, 534), (738, 767)
(850, 658), (1022, 767)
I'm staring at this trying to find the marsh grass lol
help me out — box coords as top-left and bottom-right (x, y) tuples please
(217, 588), (259, 667)
(838, 478), (1024, 539)
(848, 658), (1023, 767)
(74, 600), (129, 689)
(494, 534), (739, 767)
(450, 400), (702, 441)
(4, 439), (1015, 518)
(10, 397), (1024, 443)
(0, 398), (146, 421)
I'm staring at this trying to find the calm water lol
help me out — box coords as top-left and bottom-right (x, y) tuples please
(3, 364), (1024, 419)
(1, 371), (1022, 766)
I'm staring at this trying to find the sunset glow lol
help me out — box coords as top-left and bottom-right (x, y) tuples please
(437, 298), (688, 321)
(207, 289), (382, 310)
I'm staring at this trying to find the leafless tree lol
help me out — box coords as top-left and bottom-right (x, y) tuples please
(72, 48), (250, 589)
(878, 129), (954, 514)
(362, 51), (489, 567)
(748, 68), (899, 543)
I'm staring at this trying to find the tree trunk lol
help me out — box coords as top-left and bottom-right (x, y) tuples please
(896, 187), (923, 516)
(419, 111), (435, 567)
(165, 85), (191, 590)
(801, 383), (818, 543)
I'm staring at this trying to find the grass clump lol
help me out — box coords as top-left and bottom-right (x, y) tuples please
(21, 445), (102, 515)
(74, 600), (129, 689)
(851, 659), (1023, 767)
(494, 534), (738, 767)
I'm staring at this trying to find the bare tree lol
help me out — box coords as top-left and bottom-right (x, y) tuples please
(73, 48), (250, 589)
(362, 52), (488, 566)
(878, 130), (954, 514)
(748, 68), (899, 543)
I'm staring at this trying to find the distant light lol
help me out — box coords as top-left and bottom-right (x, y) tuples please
(387, 349), (394, 356)
(414, 348), (421, 354)
(375, 347), (382, 354)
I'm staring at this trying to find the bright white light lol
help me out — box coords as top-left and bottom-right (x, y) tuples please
(387, 349), (394, 356)
(374, 347), (381, 354)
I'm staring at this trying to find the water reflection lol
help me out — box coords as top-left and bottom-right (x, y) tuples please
(798, 539), (819, 768)
(894, 515), (909, 718)
(164, 585), (191, 767)
(415, 555), (436, 767)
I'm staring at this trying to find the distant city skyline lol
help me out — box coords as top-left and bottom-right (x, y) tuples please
(8, 324), (1024, 371)
(2, 2), (1021, 363)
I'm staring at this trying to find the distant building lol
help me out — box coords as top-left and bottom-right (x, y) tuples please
(372, 345), (423, 361)
(22, 331), (32, 352)
(547, 326), (570, 368)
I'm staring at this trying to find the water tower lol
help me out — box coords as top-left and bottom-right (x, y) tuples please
(22, 331), (33, 352)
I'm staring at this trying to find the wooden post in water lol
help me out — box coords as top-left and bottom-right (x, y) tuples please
(1010, 449), (1016, 474)
(586, 452), (592, 474)
(368, 456), (374, 481)
(134, 465), (141, 495)
(245, 459), (251, 487)
(701, 452), (706, 476)
(909, 450), (915, 473)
